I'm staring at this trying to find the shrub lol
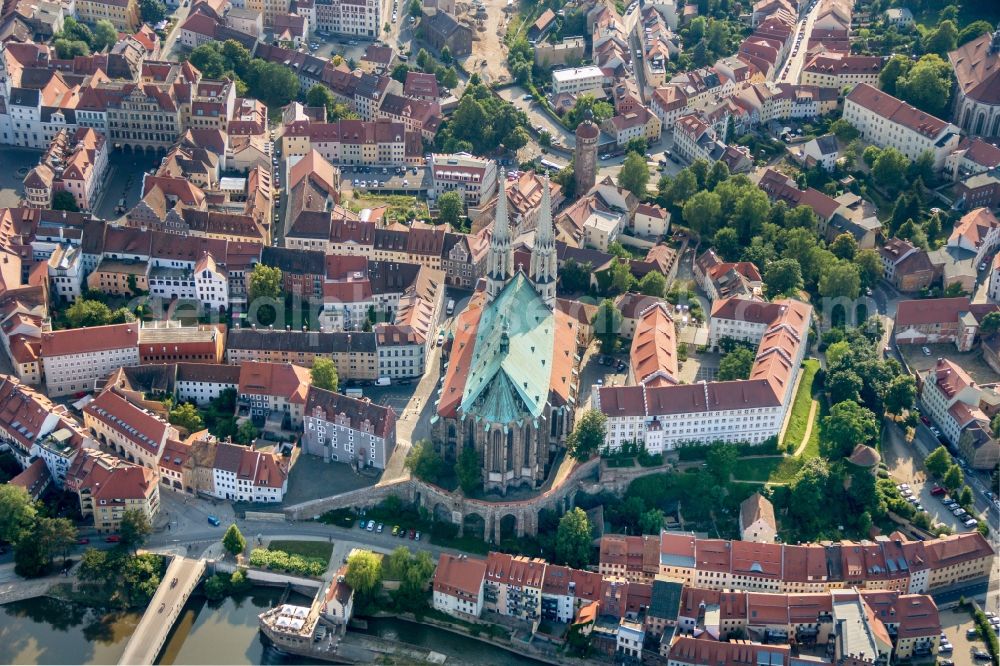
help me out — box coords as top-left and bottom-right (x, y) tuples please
(248, 548), (326, 577)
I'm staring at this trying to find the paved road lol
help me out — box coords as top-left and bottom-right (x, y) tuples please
(779, 1), (821, 84)
(117, 556), (205, 666)
(161, 3), (193, 60)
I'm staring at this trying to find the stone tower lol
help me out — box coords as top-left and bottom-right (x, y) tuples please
(485, 169), (513, 301)
(529, 176), (557, 308)
(574, 111), (600, 196)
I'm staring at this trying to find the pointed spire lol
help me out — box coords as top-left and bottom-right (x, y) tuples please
(493, 168), (510, 243)
(530, 174), (558, 309)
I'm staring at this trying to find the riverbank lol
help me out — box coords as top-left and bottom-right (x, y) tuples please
(363, 612), (609, 666)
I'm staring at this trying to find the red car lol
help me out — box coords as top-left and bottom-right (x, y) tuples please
(408, 529), (416, 540)
(104, 535), (121, 543)
(930, 485), (945, 496)
(920, 415), (931, 425)
(77, 537), (90, 545)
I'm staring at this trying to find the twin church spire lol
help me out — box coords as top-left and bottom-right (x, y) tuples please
(485, 168), (557, 308)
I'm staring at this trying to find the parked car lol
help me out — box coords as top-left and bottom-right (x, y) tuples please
(104, 535), (121, 543)
(392, 525), (400, 536)
(207, 515), (221, 526)
(77, 537), (90, 545)
(922, 346), (932, 356)
(408, 529), (416, 539)
(367, 520), (375, 531)
(930, 485), (945, 495)
(964, 518), (978, 528)
(376, 523), (384, 533)
(414, 531), (421, 541)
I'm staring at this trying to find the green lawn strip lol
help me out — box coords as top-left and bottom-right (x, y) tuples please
(266, 540), (333, 561)
(780, 360), (820, 451)
(736, 457), (784, 482)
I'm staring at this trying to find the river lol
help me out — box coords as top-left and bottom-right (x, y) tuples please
(1, 591), (545, 665)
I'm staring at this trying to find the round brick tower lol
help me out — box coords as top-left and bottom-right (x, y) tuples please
(574, 111), (600, 197)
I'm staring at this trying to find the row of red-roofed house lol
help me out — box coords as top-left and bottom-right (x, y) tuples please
(432, 547), (946, 664)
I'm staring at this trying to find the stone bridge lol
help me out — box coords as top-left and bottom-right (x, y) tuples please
(284, 458), (601, 542)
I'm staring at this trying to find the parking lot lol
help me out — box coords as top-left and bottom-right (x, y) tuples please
(940, 606), (997, 665)
(0, 147), (42, 208)
(899, 343), (1000, 385)
(342, 164), (429, 196)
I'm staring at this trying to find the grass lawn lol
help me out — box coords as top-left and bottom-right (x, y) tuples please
(780, 359), (820, 452)
(346, 193), (430, 223)
(267, 540), (333, 562)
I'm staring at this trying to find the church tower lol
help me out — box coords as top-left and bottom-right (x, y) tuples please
(486, 169), (513, 301)
(530, 175), (557, 308)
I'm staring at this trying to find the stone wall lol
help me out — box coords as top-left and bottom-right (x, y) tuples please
(283, 457), (602, 542)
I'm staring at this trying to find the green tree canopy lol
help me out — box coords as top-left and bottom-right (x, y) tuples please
(566, 409), (607, 461)
(405, 439), (444, 483)
(830, 233), (858, 261)
(895, 54), (954, 118)
(223, 524), (247, 556)
(764, 257), (803, 296)
(922, 19), (958, 55)
(119, 508), (152, 553)
(437, 190), (464, 227)
(311, 358), (339, 392)
(924, 445), (952, 478)
(169, 402), (204, 432)
(65, 299), (117, 328)
(883, 375), (916, 415)
(139, 0), (167, 23)
(456, 446), (481, 495)
(823, 401), (878, 458)
(249, 263), (283, 301)
(871, 147), (909, 194)
(618, 152), (650, 198)
(705, 442), (738, 483)
(592, 298), (623, 353)
(682, 190), (722, 237)
(718, 347), (755, 381)
(345, 550), (382, 598)
(637, 271), (667, 298)
(942, 464), (964, 491)
(0, 485), (37, 545)
(555, 508), (592, 568)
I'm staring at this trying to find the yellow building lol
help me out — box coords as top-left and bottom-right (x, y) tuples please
(76, 0), (141, 32)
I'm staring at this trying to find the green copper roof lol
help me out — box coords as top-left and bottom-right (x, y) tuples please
(460, 272), (554, 424)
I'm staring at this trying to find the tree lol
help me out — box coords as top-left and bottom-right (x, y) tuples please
(555, 508), (592, 568)
(618, 152), (650, 198)
(53, 39), (89, 58)
(895, 54), (954, 118)
(236, 419), (258, 444)
(980, 311), (1000, 336)
(560, 258), (591, 293)
(924, 446), (953, 478)
(823, 401), (878, 458)
(856, 249), (882, 289)
(405, 439), (444, 483)
(15, 517), (76, 578)
(764, 258), (803, 296)
(456, 446), (480, 495)
(718, 347), (754, 381)
(310, 358), (339, 392)
(223, 524), (247, 556)
(666, 169), (698, 206)
(827, 369), (863, 403)
(0, 485), (36, 545)
(436, 190), (464, 227)
(733, 188), (771, 243)
(705, 442), (738, 483)
(92, 19), (118, 51)
(830, 233), (858, 261)
(119, 509), (151, 552)
(959, 20), (994, 45)
(637, 271), (667, 298)
(441, 67), (459, 90)
(787, 458), (831, 536)
(188, 44), (227, 79)
(819, 260), (861, 299)
(565, 94), (614, 129)
(825, 340), (851, 368)
(169, 402), (204, 432)
(566, 409), (607, 462)
(883, 375), (917, 415)
(713, 228), (740, 260)
(639, 509), (665, 535)
(871, 147), (909, 194)
(942, 464), (963, 491)
(591, 299), (622, 353)
(959, 485), (973, 508)
(682, 191), (722, 237)
(879, 54), (912, 96)
(65, 299), (114, 328)
(829, 118), (859, 142)
(922, 19), (958, 55)
(244, 60), (299, 108)
(408, 0), (421, 15)
(345, 550), (382, 599)
(248, 263), (282, 301)
(139, 0), (167, 23)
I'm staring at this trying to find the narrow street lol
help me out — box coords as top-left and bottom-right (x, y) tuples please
(778, 0), (822, 84)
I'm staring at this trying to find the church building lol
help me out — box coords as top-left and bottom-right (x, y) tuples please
(433, 170), (581, 495)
